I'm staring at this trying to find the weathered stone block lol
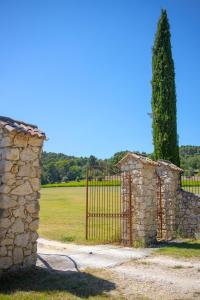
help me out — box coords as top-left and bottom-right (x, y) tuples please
(14, 233), (29, 247)
(0, 161), (13, 173)
(0, 136), (13, 147)
(11, 218), (24, 233)
(0, 257), (12, 269)
(0, 184), (11, 193)
(13, 247), (23, 264)
(20, 148), (37, 161)
(0, 218), (12, 228)
(4, 148), (19, 161)
(30, 178), (40, 191)
(26, 202), (39, 214)
(11, 181), (33, 196)
(28, 137), (43, 147)
(13, 207), (25, 218)
(14, 134), (28, 147)
(29, 219), (39, 231)
(0, 196), (17, 209)
(0, 246), (7, 256)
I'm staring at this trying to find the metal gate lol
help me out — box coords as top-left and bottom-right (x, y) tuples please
(86, 167), (133, 246)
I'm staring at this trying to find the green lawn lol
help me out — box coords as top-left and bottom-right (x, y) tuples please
(39, 187), (86, 243)
(39, 187), (200, 257)
(39, 186), (121, 244)
(42, 180), (120, 188)
(156, 240), (200, 258)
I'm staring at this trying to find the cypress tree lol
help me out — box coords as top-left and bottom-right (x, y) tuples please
(152, 9), (180, 166)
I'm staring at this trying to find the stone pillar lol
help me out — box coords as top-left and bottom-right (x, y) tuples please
(0, 117), (46, 275)
(118, 153), (158, 247)
(156, 161), (182, 239)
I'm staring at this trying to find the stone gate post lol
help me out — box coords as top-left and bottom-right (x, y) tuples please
(117, 153), (158, 246)
(0, 117), (46, 275)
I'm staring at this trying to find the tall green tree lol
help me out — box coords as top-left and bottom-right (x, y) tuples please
(152, 9), (180, 166)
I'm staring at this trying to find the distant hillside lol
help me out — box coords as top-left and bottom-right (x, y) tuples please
(179, 146), (200, 175)
(41, 146), (200, 184)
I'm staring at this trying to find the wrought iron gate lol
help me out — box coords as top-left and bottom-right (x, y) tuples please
(86, 168), (133, 246)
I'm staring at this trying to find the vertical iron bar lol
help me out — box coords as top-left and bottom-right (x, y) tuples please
(128, 173), (133, 246)
(159, 176), (163, 239)
(86, 168), (89, 240)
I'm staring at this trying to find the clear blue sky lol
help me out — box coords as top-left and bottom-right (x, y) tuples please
(0, 0), (199, 158)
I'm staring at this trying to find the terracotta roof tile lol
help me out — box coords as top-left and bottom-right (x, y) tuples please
(0, 116), (46, 139)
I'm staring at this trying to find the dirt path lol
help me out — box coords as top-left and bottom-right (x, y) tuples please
(37, 238), (200, 299)
(110, 256), (200, 299)
(37, 238), (152, 270)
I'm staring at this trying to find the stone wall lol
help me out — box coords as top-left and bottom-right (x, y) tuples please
(118, 153), (200, 246)
(120, 155), (158, 246)
(176, 190), (200, 238)
(0, 124), (44, 275)
(156, 161), (181, 240)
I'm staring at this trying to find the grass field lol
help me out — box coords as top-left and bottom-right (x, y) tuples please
(39, 187), (86, 243)
(39, 186), (121, 244)
(42, 180), (120, 188)
(156, 240), (200, 258)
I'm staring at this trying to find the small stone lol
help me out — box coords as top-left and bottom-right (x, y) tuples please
(29, 219), (39, 231)
(20, 148), (37, 161)
(0, 195), (17, 209)
(31, 232), (38, 242)
(0, 136), (13, 147)
(13, 206), (25, 218)
(1, 239), (13, 245)
(0, 257), (12, 269)
(28, 137), (43, 147)
(11, 181), (33, 196)
(0, 218), (12, 228)
(14, 134), (28, 147)
(26, 202), (39, 214)
(13, 247), (23, 264)
(0, 161), (13, 173)
(26, 215), (32, 223)
(14, 233), (29, 247)
(0, 246), (7, 256)
(23, 254), (35, 267)
(11, 164), (19, 174)
(31, 147), (41, 153)
(18, 197), (26, 205)
(30, 178), (40, 191)
(24, 250), (31, 256)
(32, 159), (40, 167)
(11, 218), (24, 233)
(18, 164), (36, 177)
(4, 148), (19, 161)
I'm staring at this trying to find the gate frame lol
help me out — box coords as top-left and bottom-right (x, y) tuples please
(85, 167), (133, 246)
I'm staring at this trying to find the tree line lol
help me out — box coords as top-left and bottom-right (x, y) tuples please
(41, 146), (200, 184)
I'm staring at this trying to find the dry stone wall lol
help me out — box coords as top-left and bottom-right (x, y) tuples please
(120, 155), (158, 246)
(176, 190), (200, 238)
(0, 122), (45, 276)
(156, 162), (181, 240)
(118, 153), (200, 245)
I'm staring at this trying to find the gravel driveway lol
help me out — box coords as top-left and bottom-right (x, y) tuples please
(37, 238), (200, 299)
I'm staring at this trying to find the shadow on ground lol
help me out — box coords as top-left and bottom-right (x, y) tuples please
(0, 266), (115, 299)
(158, 240), (200, 250)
